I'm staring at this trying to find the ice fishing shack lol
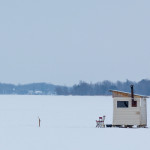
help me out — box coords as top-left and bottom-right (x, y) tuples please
(110, 85), (148, 127)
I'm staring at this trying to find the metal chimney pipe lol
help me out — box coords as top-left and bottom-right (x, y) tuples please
(130, 85), (134, 102)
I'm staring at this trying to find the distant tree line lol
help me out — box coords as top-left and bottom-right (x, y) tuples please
(55, 79), (150, 96)
(0, 79), (149, 95)
(0, 83), (55, 95)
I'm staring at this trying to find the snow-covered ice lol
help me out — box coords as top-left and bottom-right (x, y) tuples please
(0, 95), (149, 150)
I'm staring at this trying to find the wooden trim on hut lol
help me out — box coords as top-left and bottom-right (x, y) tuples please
(109, 90), (148, 98)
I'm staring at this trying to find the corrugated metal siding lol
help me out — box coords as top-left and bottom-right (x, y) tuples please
(113, 97), (142, 125)
(140, 98), (147, 125)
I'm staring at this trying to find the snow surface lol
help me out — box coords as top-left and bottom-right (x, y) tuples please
(0, 95), (150, 150)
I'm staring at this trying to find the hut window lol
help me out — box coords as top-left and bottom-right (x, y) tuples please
(132, 101), (137, 107)
(117, 101), (128, 108)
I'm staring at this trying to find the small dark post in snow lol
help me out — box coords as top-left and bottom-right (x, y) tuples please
(38, 117), (41, 127)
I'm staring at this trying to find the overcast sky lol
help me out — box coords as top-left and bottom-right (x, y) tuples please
(0, 0), (150, 85)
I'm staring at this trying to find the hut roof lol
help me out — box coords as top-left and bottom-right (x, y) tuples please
(109, 90), (149, 98)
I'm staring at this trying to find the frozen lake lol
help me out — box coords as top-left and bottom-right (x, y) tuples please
(0, 95), (150, 150)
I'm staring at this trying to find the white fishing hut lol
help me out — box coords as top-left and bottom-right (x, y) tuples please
(110, 85), (148, 127)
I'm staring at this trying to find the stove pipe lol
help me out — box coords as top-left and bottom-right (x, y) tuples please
(130, 85), (134, 102)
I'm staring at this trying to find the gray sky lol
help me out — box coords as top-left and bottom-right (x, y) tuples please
(0, 0), (150, 85)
